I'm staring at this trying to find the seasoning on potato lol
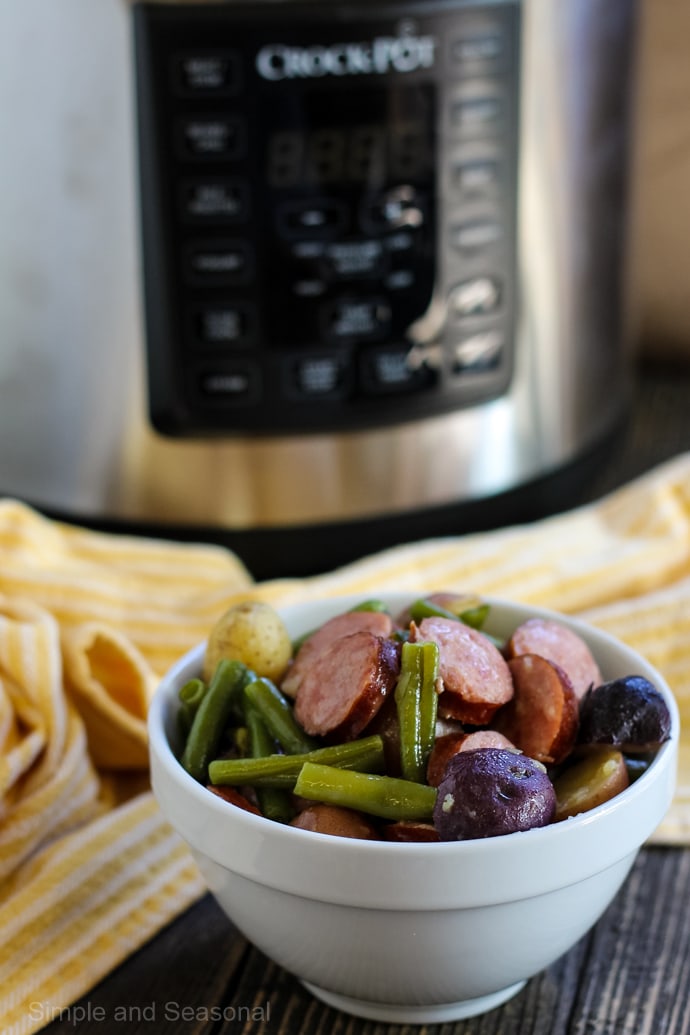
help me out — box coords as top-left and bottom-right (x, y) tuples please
(203, 600), (293, 684)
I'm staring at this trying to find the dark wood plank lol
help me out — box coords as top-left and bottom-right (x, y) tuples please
(42, 847), (690, 1035)
(564, 848), (690, 1035)
(38, 897), (250, 1034)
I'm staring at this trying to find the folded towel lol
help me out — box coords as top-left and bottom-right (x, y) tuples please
(1, 453), (689, 1034)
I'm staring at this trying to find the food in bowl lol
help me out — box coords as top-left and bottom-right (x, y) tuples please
(148, 594), (678, 1023)
(174, 593), (672, 842)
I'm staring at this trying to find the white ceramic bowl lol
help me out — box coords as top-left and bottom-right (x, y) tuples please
(148, 594), (679, 1025)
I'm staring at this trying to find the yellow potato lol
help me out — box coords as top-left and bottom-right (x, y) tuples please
(203, 600), (293, 684)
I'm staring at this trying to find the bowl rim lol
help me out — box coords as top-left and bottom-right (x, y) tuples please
(148, 593), (679, 909)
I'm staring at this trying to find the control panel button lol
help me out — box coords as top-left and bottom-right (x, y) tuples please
(360, 345), (436, 395)
(197, 365), (260, 403)
(293, 279), (327, 298)
(173, 52), (241, 95)
(322, 240), (386, 280)
(191, 304), (254, 346)
(180, 179), (250, 222)
(452, 330), (504, 371)
(185, 241), (253, 283)
(385, 231), (415, 253)
(177, 116), (245, 159)
(292, 241), (324, 260)
(450, 220), (503, 252)
(449, 32), (506, 76)
(450, 96), (503, 133)
(449, 277), (502, 317)
(361, 186), (425, 234)
(287, 355), (349, 399)
(385, 269), (415, 290)
(322, 298), (391, 342)
(277, 199), (347, 239)
(452, 159), (500, 193)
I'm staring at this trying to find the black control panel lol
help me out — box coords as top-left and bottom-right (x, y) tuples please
(134, 1), (520, 435)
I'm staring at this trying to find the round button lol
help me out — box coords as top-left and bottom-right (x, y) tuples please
(449, 277), (502, 317)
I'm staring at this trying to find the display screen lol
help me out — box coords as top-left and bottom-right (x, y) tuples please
(263, 84), (435, 190)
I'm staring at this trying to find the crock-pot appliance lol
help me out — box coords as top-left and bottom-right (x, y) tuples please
(0, 0), (639, 577)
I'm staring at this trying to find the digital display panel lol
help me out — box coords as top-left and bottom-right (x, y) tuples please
(263, 83), (435, 190)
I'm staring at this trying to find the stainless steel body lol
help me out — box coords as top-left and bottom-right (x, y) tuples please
(0, 0), (637, 562)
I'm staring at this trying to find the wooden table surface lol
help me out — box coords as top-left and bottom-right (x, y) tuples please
(44, 358), (690, 1035)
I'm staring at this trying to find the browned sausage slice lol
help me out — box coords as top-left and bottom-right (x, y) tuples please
(426, 732), (467, 787)
(506, 618), (602, 700)
(411, 617), (513, 725)
(384, 821), (440, 843)
(426, 729), (518, 787)
(290, 804), (379, 840)
(206, 785), (262, 816)
(458, 729), (519, 753)
(494, 654), (579, 765)
(293, 630), (400, 739)
(282, 610), (394, 698)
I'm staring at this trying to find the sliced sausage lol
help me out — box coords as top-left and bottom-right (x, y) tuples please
(426, 729), (518, 787)
(290, 804), (379, 840)
(411, 617), (513, 725)
(293, 630), (400, 739)
(434, 715), (466, 739)
(426, 733), (467, 787)
(458, 729), (519, 754)
(384, 821), (440, 843)
(506, 618), (602, 700)
(205, 785), (262, 816)
(494, 654), (579, 765)
(282, 610), (394, 698)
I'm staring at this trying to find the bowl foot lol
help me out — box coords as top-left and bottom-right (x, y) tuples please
(301, 979), (527, 1024)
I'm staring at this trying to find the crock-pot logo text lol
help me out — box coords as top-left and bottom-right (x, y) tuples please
(256, 33), (437, 80)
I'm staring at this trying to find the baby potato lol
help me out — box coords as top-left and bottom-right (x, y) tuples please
(203, 600), (293, 684)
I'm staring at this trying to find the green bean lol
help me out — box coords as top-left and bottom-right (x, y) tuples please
(293, 762), (437, 821)
(395, 641), (439, 782)
(245, 706), (294, 823)
(349, 599), (390, 614)
(177, 678), (208, 739)
(180, 677), (207, 709)
(418, 641), (440, 762)
(208, 734), (386, 790)
(456, 603), (490, 630)
(409, 597), (461, 625)
(232, 725), (250, 757)
(409, 597), (500, 646)
(395, 660), (420, 781)
(180, 659), (249, 782)
(243, 677), (318, 755)
(409, 596), (490, 631)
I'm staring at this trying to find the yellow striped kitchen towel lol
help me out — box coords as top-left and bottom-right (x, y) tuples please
(0, 452), (689, 1035)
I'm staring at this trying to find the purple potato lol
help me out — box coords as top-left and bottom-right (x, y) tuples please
(433, 748), (557, 841)
(578, 676), (672, 754)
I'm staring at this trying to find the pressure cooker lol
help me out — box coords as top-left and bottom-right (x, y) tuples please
(0, 0), (639, 576)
